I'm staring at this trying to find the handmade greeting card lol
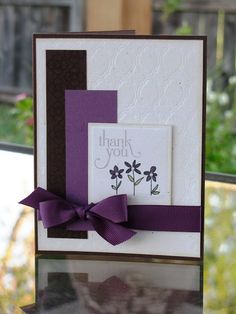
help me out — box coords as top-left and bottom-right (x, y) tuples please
(20, 33), (206, 260)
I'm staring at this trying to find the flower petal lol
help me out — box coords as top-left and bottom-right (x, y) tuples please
(152, 176), (157, 182)
(132, 160), (136, 167)
(135, 163), (141, 168)
(135, 169), (141, 174)
(119, 169), (124, 174)
(126, 168), (131, 173)
(111, 174), (116, 179)
(114, 165), (119, 172)
(147, 176), (151, 182)
(118, 174), (123, 179)
(124, 161), (131, 168)
(150, 166), (156, 173)
(143, 171), (150, 175)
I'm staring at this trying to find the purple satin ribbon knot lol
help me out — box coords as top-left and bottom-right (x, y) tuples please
(19, 187), (136, 245)
(75, 203), (94, 220)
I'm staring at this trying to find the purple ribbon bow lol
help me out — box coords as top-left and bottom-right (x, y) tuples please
(19, 187), (136, 245)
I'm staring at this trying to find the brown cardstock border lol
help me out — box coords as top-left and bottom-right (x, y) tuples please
(33, 33), (207, 262)
(46, 49), (88, 240)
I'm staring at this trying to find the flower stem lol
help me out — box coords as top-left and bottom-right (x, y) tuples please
(150, 179), (152, 195)
(116, 176), (118, 195)
(133, 169), (135, 196)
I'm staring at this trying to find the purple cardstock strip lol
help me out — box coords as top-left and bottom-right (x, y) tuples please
(65, 90), (117, 204)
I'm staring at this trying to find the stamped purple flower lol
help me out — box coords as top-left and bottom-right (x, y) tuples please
(144, 166), (157, 182)
(109, 165), (124, 195)
(124, 160), (144, 196)
(125, 160), (141, 175)
(144, 166), (160, 195)
(110, 165), (124, 179)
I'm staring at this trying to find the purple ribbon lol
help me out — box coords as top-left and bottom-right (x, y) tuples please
(20, 187), (201, 245)
(19, 187), (136, 245)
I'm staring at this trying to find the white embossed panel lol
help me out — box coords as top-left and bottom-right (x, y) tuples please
(35, 37), (204, 258)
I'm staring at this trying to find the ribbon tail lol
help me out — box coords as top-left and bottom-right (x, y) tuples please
(19, 187), (59, 209)
(89, 214), (136, 246)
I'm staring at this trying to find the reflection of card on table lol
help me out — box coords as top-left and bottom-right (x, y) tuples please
(20, 256), (202, 313)
(88, 124), (172, 205)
